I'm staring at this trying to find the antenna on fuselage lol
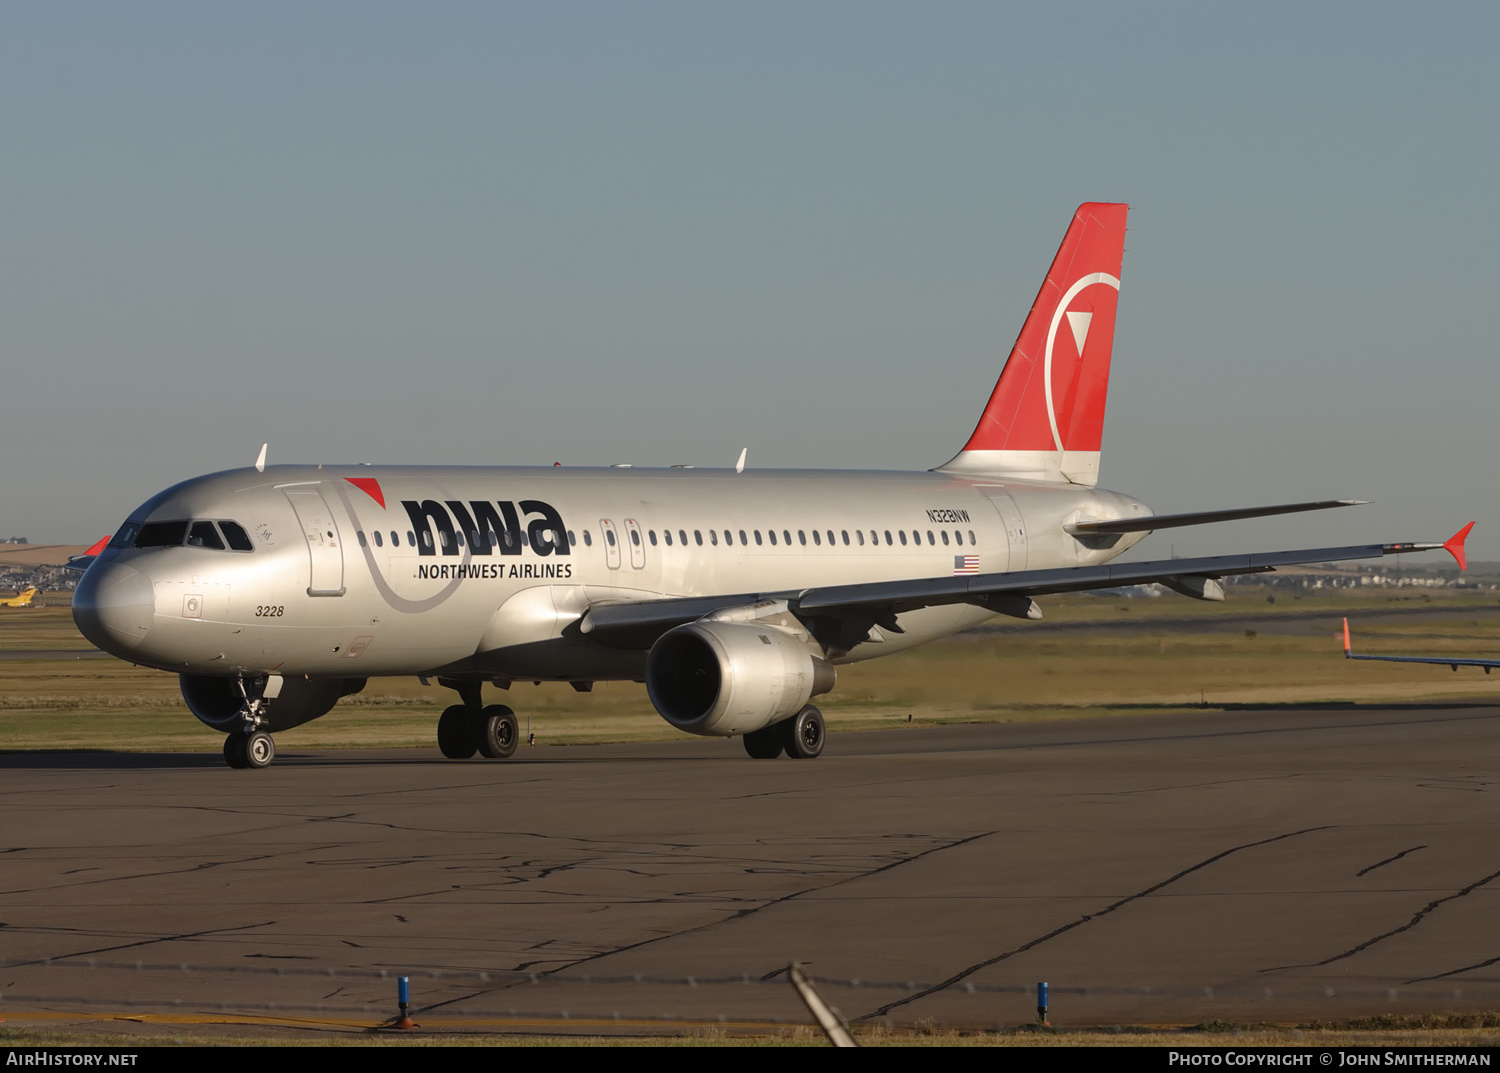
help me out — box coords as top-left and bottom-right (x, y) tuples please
(254, 443), (267, 473)
(735, 447), (747, 474)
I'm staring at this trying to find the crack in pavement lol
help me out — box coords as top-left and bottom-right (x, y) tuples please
(1407, 954), (1500, 984)
(1357, 846), (1427, 878)
(856, 826), (1331, 1022)
(1267, 864), (1500, 972)
(409, 831), (995, 1014)
(5, 920), (276, 968)
(0, 854), (279, 896)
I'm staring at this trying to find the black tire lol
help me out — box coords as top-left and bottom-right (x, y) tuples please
(477, 705), (519, 759)
(437, 704), (478, 759)
(781, 705), (825, 759)
(223, 734), (249, 769)
(743, 725), (784, 759)
(244, 731), (275, 769)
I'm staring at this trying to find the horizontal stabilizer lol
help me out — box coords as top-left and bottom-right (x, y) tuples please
(1343, 616), (1500, 671)
(1066, 500), (1365, 536)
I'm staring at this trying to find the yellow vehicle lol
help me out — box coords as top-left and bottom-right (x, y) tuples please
(0, 586), (40, 608)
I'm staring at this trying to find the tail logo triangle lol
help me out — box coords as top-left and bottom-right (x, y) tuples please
(1065, 310), (1093, 355)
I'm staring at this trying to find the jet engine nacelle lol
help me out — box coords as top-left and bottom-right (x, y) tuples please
(180, 674), (367, 732)
(645, 620), (835, 737)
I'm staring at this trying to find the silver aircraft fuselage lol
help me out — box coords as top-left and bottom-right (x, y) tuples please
(74, 464), (1151, 683)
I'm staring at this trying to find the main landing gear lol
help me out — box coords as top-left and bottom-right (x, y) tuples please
(742, 705), (825, 760)
(437, 704), (519, 760)
(435, 678), (519, 761)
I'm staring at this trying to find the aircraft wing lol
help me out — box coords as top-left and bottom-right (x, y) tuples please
(62, 536), (110, 572)
(580, 529), (1471, 647)
(1342, 617), (1500, 672)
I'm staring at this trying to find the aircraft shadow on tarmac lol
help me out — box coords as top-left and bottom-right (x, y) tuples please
(4, 704), (1499, 771)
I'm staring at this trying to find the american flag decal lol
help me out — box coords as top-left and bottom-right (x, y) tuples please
(953, 555), (979, 575)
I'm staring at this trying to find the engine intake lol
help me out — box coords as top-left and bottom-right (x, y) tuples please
(645, 620), (834, 737)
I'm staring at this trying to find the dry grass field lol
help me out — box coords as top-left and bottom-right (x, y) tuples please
(4, 585), (1500, 754)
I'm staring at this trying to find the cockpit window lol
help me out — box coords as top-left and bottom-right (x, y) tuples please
(133, 519), (254, 551)
(108, 522), (140, 550)
(135, 521), (190, 548)
(187, 521), (225, 550)
(220, 522), (254, 551)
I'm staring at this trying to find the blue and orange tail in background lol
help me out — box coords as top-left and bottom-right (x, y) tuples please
(938, 202), (1128, 486)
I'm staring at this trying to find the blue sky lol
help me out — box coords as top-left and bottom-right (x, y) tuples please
(3, 3), (1496, 559)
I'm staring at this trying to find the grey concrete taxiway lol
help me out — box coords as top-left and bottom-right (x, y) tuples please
(3, 706), (1499, 1032)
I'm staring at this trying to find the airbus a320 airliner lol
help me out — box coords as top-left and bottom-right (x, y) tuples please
(72, 203), (1467, 768)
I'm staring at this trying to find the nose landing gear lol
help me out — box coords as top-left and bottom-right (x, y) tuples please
(224, 730), (276, 769)
(222, 678), (276, 770)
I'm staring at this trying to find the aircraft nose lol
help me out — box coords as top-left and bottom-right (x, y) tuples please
(73, 562), (155, 653)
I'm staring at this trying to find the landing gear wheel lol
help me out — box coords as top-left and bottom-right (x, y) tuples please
(223, 734), (249, 769)
(743, 725), (784, 759)
(477, 705), (519, 759)
(781, 705), (825, 759)
(244, 731), (275, 769)
(437, 705), (478, 759)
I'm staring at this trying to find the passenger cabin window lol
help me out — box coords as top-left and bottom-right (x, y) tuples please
(813, 530), (821, 546)
(679, 530), (687, 545)
(583, 530), (593, 547)
(695, 530), (703, 546)
(664, 530), (673, 546)
(754, 530), (762, 545)
(356, 531), (367, 548)
(768, 530), (777, 546)
(373, 530), (383, 547)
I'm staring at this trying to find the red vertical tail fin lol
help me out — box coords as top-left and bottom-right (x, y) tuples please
(938, 202), (1128, 485)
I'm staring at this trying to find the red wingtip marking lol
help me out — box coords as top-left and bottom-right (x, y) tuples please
(83, 536), (109, 557)
(345, 477), (386, 509)
(1342, 617), (1351, 655)
(1443, 522), (1475, 572)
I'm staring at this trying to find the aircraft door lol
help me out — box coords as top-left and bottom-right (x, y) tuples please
(600, 519), (622, 570)
(985, 493), (1028, 572)
(624, 518), (646, 569)
(284, 487), (346, 597)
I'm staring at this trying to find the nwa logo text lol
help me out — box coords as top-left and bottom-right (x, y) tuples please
(402, 499), (570, 558)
